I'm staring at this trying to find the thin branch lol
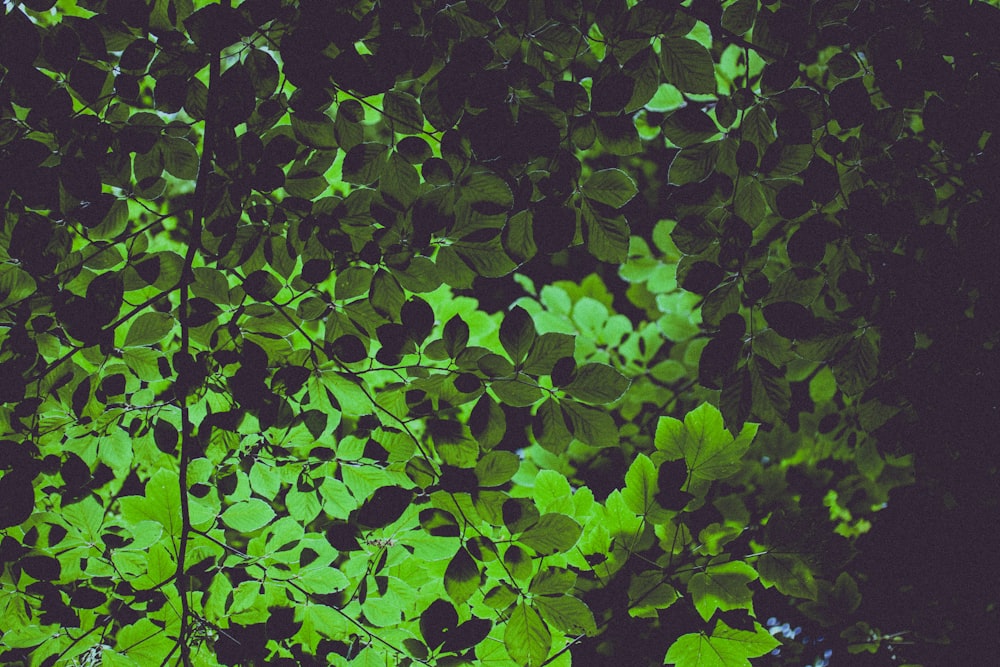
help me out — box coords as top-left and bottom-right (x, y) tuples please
(176, 3), (229, 663)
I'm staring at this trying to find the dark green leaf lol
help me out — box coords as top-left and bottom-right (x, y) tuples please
(581, 168), (638, 208)
(659, 36), (717, 94)
(342, 142), (388, 185)
(291, 110), (338, 149)
(491, 376), (544, 407)
(668, 141), (719, 185)
(368, 269), (405, 321)
(722, 0), (758, 35)
(662, 105), (720, 148)
(562, 400), (619, 447)
(522, 332), (575, 376)
(245, 48), (279, 98)
(383, 90), (424, 132)
(758, 552), (819, 600)
(595, 114), (642, 155)
(564, 363), (630, 404)
(532, 398), (574, 454)
(582, 206), (630, 263)
(443, 315), (470, 358)
(500, 306), (536, 365)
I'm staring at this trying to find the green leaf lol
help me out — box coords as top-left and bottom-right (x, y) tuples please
(368, 269), (405, 321)
(383, 90), (424, 132)
(529, 568), (577, 596)
(335, 99), (365, 151)
(500, 306), (537, 365)
(757, 552), (819, 600)
(722, 0), (758, 35)
(622, 454), (659, 518)
(749, 356), (790, 423)
(245, 48), (279, 98)
(583, 206), (630, 263)
(628, 571), (680, 618)
(119, 469), (181, 536)
(664, 621), (780, 666)
(124, 311), (175, 347)
(523, 332), (575, 376)
(116, 619), (177, 665)
(221, 498), (276, 532)
(532, 398), (574, 454)
(687, 560), (758, 621)
(661, 106), (721, 148)
(381, 151), (420, 208)
(443, 314), (470, 357)
(533, 595), (598, 636)
(519, 513), (582, 555)
(504, 209), (537, 264)
(596, 114), (642, 155)
(451, 236), (519, 278)
(459, 169), (514, 210)
(342, 142), (388, 185)
(668, 142), (720, 185)
(160, 136), (199, 180)
(562, 400), (620, 447)
(504, 602), (551, 667)
(297, 566), (349, 595)
(445, 546), (480, 604)
(659, 36), (717, 94)
(581, 168), (638, 208)
(654, 403), (759, 479)
(564, 362), (630, 404)
(0, 264), (36, 309)
(492, 376), (544, 407)
(291, 110), (338, 149)
(476, 450), (521, 487)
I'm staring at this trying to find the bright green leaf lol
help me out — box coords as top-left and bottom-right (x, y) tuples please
(533, 595), (597, 636)
(519, 513), (582, 555)
(655, 403), (759, 479)
(664, 621), (780, 666)
(688, 560), (758, 621)
(124, 311), (175, 347)
(504, 602), (551, 667)
(221, 498), (276, 532)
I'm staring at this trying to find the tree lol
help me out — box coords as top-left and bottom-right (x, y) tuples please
(1, 0), (997, 665)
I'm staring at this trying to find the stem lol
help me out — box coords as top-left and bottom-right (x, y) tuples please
(176, 3), (229, 662)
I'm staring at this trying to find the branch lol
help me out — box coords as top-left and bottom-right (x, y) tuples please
(176, 2), (229, 663)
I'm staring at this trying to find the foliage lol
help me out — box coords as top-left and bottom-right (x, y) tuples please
(1, 0), (997, 665)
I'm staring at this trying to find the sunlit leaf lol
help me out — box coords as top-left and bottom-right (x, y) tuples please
(221, 498), (277, 532)
(504, 602), (551, 667)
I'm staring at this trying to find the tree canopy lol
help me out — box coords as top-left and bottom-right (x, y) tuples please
(1, 0), (998, 665)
